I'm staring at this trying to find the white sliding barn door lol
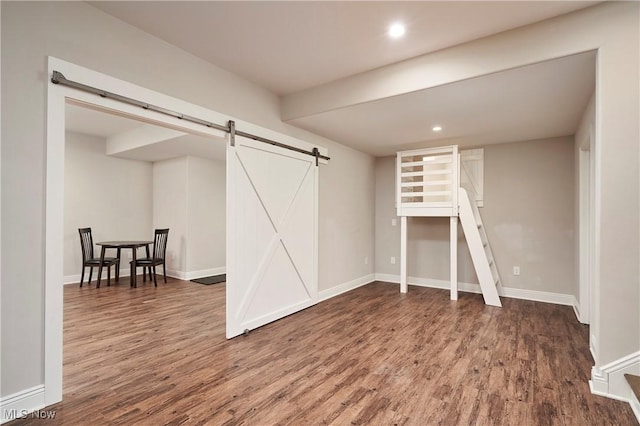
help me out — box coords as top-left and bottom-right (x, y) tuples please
(226, 135), (318, 338)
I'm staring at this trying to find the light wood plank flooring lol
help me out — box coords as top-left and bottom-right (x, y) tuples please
(9, 279), (637, 425)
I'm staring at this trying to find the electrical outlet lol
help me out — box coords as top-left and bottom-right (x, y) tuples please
(391, 256), (396, 265)
(513, 266), (520, 276)
(391, 218), (397, 227)
(364, 256), (369, 265)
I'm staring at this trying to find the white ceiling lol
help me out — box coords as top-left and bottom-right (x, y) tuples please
(65, 103), (227, 162)
(290, 51), (596, 156)
(65, 103), (146, 138)
(91, 1), (599, 96)
(78, 1), (599, 159)
(112, 133), (226, 163)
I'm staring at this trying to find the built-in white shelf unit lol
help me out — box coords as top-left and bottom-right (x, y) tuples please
(396, 145), (459, 217)
(395, 145), (502, 307)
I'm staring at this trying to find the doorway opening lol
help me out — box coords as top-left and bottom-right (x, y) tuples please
(46, 57), (325, 407)
(64, 101), (227, 286)
(45, 57), (235, 405)
(62, 99), (229, 406)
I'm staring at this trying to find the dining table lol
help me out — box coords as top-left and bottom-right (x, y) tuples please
(96, 241), (153, 288)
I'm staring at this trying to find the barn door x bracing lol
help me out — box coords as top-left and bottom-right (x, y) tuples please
(227, 135), (318, 338)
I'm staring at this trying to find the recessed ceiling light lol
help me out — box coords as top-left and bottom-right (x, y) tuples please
(432, 126), (442, 132)
(388, 23), (405, 39)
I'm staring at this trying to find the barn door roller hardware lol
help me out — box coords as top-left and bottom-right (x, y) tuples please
(51, 71), (330, 164)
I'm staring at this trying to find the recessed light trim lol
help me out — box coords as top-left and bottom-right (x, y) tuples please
(388, 23), (405, 39)
(432, 126), (443, 132)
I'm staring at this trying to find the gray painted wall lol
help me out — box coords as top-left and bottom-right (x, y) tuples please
(64, 131), (154, 278)
(153, 157), (188, 274)
(186, 157), (226, 274)
(64, 134), (226, 282)
(152, 156), (226, 276)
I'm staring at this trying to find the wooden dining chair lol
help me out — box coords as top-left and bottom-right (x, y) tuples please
(78, 227), (120, 287)
(131, 228), (169, 287)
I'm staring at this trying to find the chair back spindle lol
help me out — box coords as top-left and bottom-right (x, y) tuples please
(153, 228), (169, 261)
(78, 227), (94, 262)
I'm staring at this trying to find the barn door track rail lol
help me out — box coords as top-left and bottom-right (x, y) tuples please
(51, 71), (330, 164)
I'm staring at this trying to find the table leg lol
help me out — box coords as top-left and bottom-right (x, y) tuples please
(97, 246), (106, 288)
(116, 248), (121, 282)
(132, 248), (137, 288)
(145, 244), (151, 282)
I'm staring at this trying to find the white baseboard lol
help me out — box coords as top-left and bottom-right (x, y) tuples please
(64, 274), (81, 285)
(0, 385), (45, 424)
(319, 273), (375, 302)
(631, 393), (640, 424)
(374, 273), (403, 288)
(167, 267), (226, 281)
(590, 350), (640, 423)
(500, 286), (575, 306)
(590, 333), (598, 364)
(64, 267), (226, 284)
(571, 297), (583, 323)
(375, 273), (480, 294)
(64, 269), (132, 285)
(374, 273), (575, 306)
(571, 295), (590, 325)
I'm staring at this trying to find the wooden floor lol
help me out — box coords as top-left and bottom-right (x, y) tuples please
(10, 279), (637, 425)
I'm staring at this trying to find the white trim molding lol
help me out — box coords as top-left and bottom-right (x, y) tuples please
(374, 274), (576, 306)
(0, 385), (45, 424)
(376, 273), (478, 294)
(167, 266), (226, 281)
(590, 334), (598, 364)
(500, 286), (575, 306)
(631, 390), (640, 424)
(64, 269), (133, 285)
(64, 266), (227, 285)
(319, 274), (375, 302)
(590, 351), (640, 423)
(572, 297), (582, 323)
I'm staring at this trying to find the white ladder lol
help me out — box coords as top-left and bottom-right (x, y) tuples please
(458, 187), (502, 307)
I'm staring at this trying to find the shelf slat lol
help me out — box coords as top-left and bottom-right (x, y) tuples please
(401, 180), (452, 187)
(401, 157), (452, 167)
(401, 191), (452, 197)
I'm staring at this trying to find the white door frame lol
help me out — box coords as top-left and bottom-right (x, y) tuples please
(45, 57), (327, 406)
(578, 141), (591, 324)
(578, 111), (599, 363)
(588, 121), (600, 362)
